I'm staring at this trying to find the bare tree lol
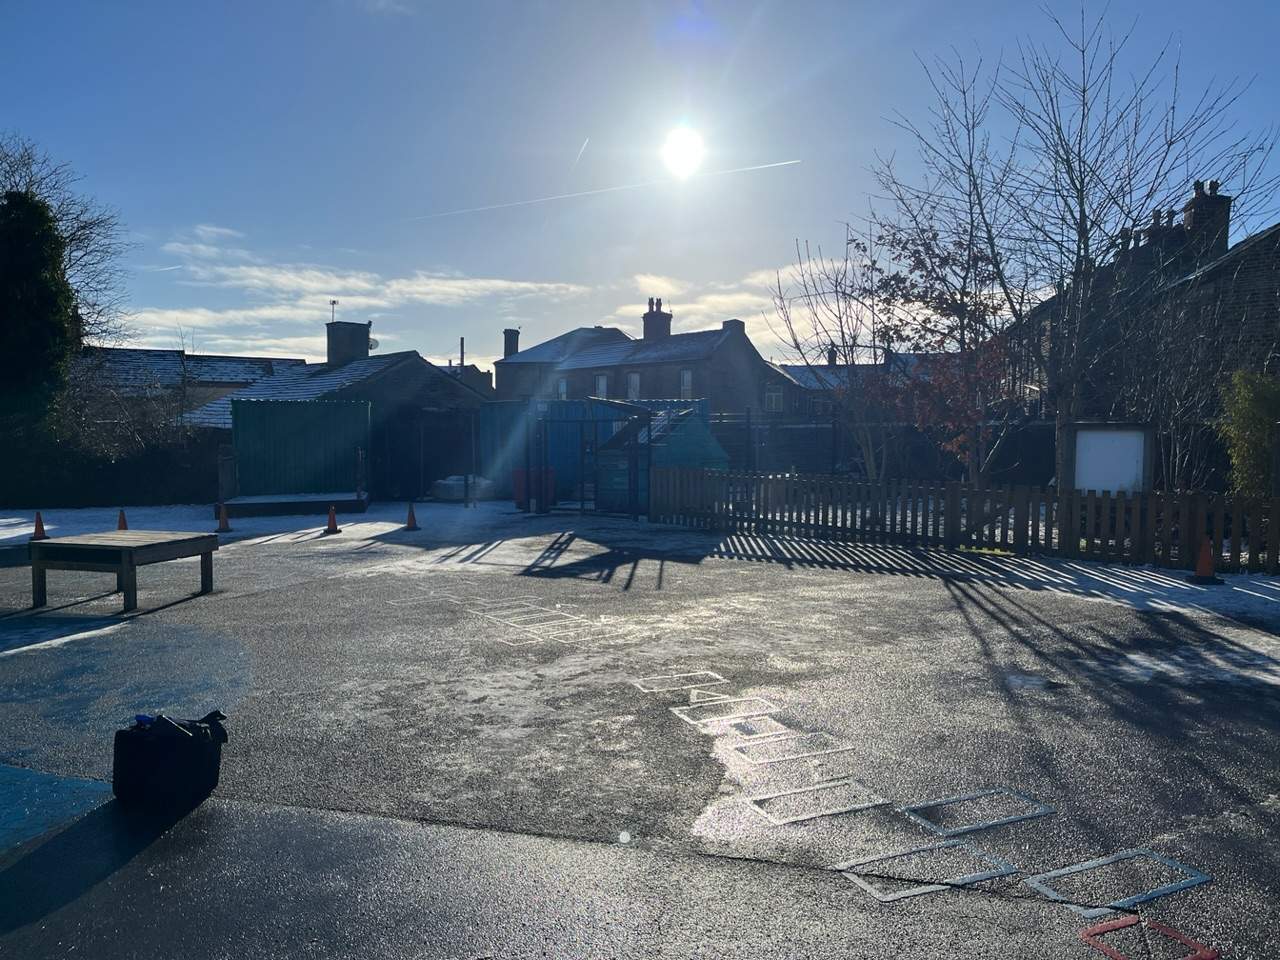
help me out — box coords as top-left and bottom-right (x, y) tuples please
(773, 230), (905, 481)
(0, 133), (129, 343)
(869, 10), (1279, 487)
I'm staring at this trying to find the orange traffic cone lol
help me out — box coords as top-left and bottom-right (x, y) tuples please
(117, 509), (128, 531)
(1189, 535), (1223, 585)
(31, 511), (48, 541)
(323, 505), (341, 535)
(217, 502), (232, 533)
(405, 502), (420, 531)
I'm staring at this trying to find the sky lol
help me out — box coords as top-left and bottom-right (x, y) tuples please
(5, 0), (1280, 370)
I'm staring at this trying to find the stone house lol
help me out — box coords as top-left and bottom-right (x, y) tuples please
(494, 298), (804, 414)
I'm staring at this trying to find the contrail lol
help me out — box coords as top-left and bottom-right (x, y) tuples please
(407, 159), (801, 221)
(570, 137), (590, 172)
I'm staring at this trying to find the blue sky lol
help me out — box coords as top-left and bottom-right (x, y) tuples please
(5, 1), (1279, 368)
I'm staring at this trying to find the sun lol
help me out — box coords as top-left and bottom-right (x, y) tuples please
(661, 126), (706, 179)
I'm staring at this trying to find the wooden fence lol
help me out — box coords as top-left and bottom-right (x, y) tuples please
(649, 467), (1280, 575)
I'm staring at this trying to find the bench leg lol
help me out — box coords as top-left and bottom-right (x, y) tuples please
(120, 563), (137, 613)
(32, 562), (47, 608)
(200, 551), (213, 594)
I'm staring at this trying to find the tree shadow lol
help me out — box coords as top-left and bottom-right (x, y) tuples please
(0, 798), (196, 935)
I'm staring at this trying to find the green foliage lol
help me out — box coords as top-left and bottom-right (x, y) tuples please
(1218, 370), (1280, 498)
(0, 189), (79, 417)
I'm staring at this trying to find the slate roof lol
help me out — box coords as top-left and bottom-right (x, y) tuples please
(780, 353), (942, 391)
(183, 351), (417, 428)
(498, 327), (630, 364)
(1160, 221), (1280, 291)
(77, 347), (306, 394)
(557, 329), (728, 370)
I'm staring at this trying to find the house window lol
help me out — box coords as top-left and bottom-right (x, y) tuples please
(626, 372), (641, 400)
(557, 378), (568, 400)
(764, 383), (784, 413)
(679, 368), (693, 400)
(594, 373), (608, 398)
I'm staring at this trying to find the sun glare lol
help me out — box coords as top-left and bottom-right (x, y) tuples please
(661, 127), (705, 179)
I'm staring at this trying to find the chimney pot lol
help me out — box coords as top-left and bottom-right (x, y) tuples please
(1194, 179), (1205, 197)
(1209, 179), (1220, 195)
(827, 346), (838, 368)
(642, 296), (672, 340)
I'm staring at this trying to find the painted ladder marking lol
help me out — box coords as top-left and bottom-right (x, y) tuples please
(832, 840), (1018, 902)
(745, 778), (888, 826)
(1079, 916), (1219, 960)
(898, 788), (1056, 837)
(1024, 849), (1211, 919)
(632, 671), (728, 693)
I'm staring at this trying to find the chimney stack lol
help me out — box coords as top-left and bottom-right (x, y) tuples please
(827, 346), (838, 368)
(503, 328), (520, 358)
(1183, 177), (1233, 261)
(642, 297), (672, 340)
(326, 320), (372, 367)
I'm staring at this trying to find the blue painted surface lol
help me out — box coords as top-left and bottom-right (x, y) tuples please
(0, 764), (112, 856)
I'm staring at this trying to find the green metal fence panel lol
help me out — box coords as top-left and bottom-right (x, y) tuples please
(232, 399), (371, 496)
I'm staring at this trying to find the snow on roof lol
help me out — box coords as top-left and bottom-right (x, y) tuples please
(557, 329), (728, 370)
(77, 346), (306, 394)
(498, 327), (631, 364)
(182, 351), (415, 428)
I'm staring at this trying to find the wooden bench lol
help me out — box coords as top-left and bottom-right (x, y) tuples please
(30, 531), (219, 613)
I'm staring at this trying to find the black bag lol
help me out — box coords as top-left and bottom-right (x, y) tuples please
(112, 710), (228, 807)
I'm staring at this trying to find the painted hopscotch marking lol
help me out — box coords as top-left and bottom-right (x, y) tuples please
(669, 697), (779, 729)
(1079, 916), (1219, 960)
(633, 671), (729, 693)
(899, 788), (1056, 837)
(746, 778), (888, 826)
(832, 840), (1018, 902)
(452, 596), (621, 647)
(688, 687), (733, 704)
(725, 715), (794, 740)
(732, 732), (855, 765)
(387, 593), (463, 606)
(1024, 849), (1211, 919)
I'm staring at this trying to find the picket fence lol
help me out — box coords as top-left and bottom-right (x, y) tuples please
(649, 467), (1280, 575)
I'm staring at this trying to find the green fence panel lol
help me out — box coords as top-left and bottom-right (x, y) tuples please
(232, 399), (371, 496)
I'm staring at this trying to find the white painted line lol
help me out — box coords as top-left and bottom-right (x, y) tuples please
(669, 697), (778, 728)
(633, 671), (729, 693)
(689, 687), (733, 704)
(387, 595), (456, 606)
(724, 716), (794, 739)
(898, 788), (1056, 837)
(732, 733), (852, 765)
(833, 841), (1018, 902)
(746, 778), (888, 826)
(494, 636), (545, 647)
(1023, 848), (1211, 919)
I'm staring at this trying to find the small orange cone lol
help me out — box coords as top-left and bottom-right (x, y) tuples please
(1190, 535), (1223, 585)
(117, 509), (128, 531)
(322, 505), (341, 535)
(217, 502), (232, 533)
(405, 502), (420, 531)
(31, 511), (48, 541)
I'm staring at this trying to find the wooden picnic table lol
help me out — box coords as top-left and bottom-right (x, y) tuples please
(30, 531), (219, 613)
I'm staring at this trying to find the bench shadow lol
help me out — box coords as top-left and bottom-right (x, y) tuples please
(0, 798), (196, 935)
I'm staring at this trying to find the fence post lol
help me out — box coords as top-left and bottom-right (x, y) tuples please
(944, 482), (961, 550)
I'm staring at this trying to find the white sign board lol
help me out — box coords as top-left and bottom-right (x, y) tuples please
(1074, 428), (1147, 493)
